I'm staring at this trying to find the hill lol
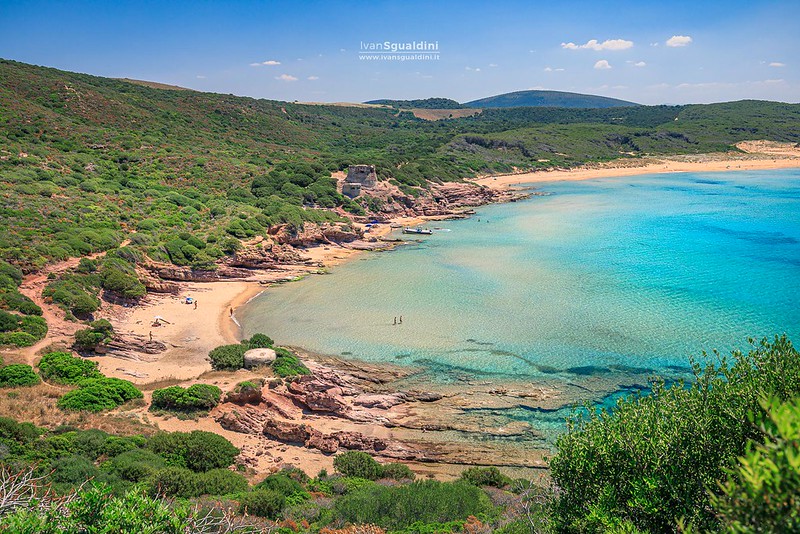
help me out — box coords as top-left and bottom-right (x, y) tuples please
(465, 89), (638, 108)
(0, 58), (799, 281)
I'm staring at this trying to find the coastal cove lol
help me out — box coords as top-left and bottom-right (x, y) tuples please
(240, 168), (800, 443)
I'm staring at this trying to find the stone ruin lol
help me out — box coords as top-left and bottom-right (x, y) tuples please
(341, 164), (377, 198)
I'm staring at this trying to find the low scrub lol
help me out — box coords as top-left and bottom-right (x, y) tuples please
(147, 430), (239, 472)
(57, 377), (143, 412)
(0, 364), (41, 387)
(38, 351), (102, 384)
(151, 383), (221, 413)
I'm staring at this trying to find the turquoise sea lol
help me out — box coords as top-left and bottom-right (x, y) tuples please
(241, 169), (800, 416)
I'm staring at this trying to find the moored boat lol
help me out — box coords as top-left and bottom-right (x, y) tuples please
(403, 227), (433, 235)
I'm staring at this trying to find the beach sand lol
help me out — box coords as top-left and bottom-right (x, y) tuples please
(473, 141), (800, 190)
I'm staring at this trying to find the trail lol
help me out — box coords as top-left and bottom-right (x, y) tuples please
(16, 241), (131, 364)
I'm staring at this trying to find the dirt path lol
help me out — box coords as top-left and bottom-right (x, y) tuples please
(16, 242), (130, 364)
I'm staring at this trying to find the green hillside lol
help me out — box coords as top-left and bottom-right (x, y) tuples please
(1, 58), (799, 281)
(465, 89), (638, 108)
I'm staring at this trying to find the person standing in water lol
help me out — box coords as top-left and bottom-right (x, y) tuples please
(399, 316), (403, 324)
(393, 317), (397, 325)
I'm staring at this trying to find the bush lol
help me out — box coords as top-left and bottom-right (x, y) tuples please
(380, 462), (415, 481)
(549, 336), (800, 532)
(333, 451), (384, 481)
(57, 377), (143, 412)
(333, 480), (494, 531)
(197, 468), (249, 496)
(151, 383), (222, 412)
(0, 309), (20, 331)
(272, 347), (310, 377)
(74, 319), (114, 351)
(38, 351), (102, 384)
(710, 395), (800, 532)
(0, 364), (41, 387)
(459, 466), (511, 488)
(0, 331), (37, 347)
(208, 344), (246, 370)
(148, 466), (199, 498)
(246, 333), (274, 349)
(19, 315), (47, 339)
(256, 474), (305, 497)
(238, 489), (285, 518)
(103, 449), (167, 483)
(147, 430), (239, 472)
(49, 454), (100, 489)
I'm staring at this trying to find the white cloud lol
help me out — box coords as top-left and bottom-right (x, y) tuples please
(489, 63), (498, 67)
(666, 35), (692, 47)
(249, 63), (262, 67)
(544, 66), (565, 72)
(275, 74), (298, 82)
(307, 76), (319, 80)
(196, 75), (206, 79)
(633, 61), (646, 67)
(465, 66), (481, 72)
(769, 62), (786, 67)
(562, 38), (633, 51)
(650, 42), (659, 47)
(594, 59), (612, 70)
(251, 60), (281, 67)
(544, 67), (552, 72)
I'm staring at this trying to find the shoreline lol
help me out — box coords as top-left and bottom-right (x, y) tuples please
(472, 142), (800, 190)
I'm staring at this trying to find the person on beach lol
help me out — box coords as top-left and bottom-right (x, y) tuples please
(393, 317), (397, 325)
(149, 331), (152, 341)
(230, 307), (233, 316)
(194, 301), (197, 310)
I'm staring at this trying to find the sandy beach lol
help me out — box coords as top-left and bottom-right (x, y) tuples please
(473, 141), (800, 190)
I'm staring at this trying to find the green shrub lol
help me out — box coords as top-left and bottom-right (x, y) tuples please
(151, 383), (222, 412)
(38, 351), (102, 384)
(459, 466), (511, 488)
(238, 489), (285, 519)
(49, 454), (100, 489)
(333, 480), (494, 531)
(710, 395), (800, 532)
(197, 468), (249, 495)
(246, 333), (274, 349)
(147, 430), (239, 472)
(381, 462), (416, 481)
(208, 343), (246, 370)
(256, 474), (305, 497)
(103, 449), (167, 483)
(272, 347), (310, 377)
(0, 289), (42, 315)
(57, 377), (142, 412)
(0, 364), (41, 387)
(0, 309), (20, 331)
(549, 335), (800, 533)
(333, 451), (384, 481)
(74, 319), (114, 351)
(148, 466), (199, 498)
(0, 331), (37, 347)
(0, 261), (23, 286)
(19, 315), (47, 339)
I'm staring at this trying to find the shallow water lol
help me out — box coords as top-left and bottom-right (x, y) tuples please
(241, 170), (800, 422)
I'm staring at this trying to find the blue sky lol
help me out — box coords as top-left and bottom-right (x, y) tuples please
(1, 0), (798, 105)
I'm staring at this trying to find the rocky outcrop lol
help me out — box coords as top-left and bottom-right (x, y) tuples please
(226, 243), (314, 269)
(225, 383), (264, 405)
(270, 223), (362, 247)
(244, 348), (277, 369)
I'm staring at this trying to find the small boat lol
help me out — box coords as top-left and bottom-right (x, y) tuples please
(403, 227), (433, 235)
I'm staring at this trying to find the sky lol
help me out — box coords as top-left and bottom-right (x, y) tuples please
(1, 0), (798, 105)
